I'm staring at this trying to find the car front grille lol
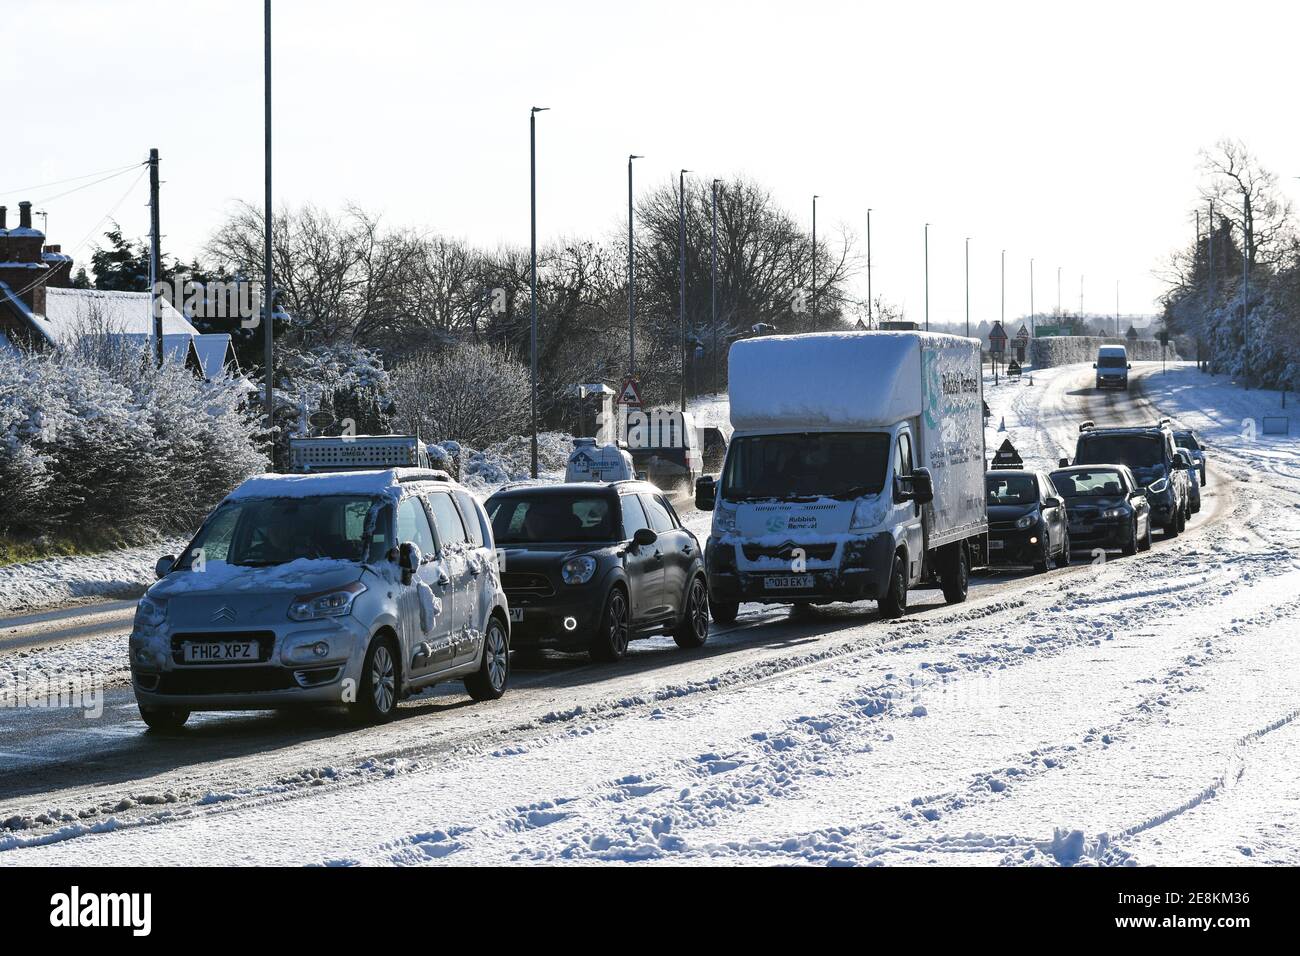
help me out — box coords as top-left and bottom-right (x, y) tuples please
(170, 630), (277, 665)
(741, 542), (837, 562)
(153, 667), (297, 695)
(501, 572), (556, 597)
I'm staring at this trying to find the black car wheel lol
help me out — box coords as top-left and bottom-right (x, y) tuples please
(1033, 533), (1051, 573)
(1057, 530), (1071, 566)
(139, 705), (190, 732)
(1138, 518), (1152, 552)
(878, 552), (908, 619)
(672, 575), (710, 649)
(590, 587), (631, 662)
(1200, 465), (1207, 486)
(1121, 519), (1139, 556)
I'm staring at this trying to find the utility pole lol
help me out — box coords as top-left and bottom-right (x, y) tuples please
(924, 223), (930, 332)
(1000, 249), (1005, 325)
(262, 0), (275, 421)
(866, 208), (873, 327)
(1243, 188), (1250, 390)
(1115, 280), (1120, 336)
(679, 169), (690, 412)
(1057, 265), (1061, 316)
(1207, 200), (1215, 373)
(1079, 274), (1084, 321)
(627, 154), (642, 376)
(711, 179), (720, 393)
(529, 106), (548, 477)
(1029, 258), (1035, 339)
(964, 237), (970, 337)
(811, 195), (819, 332)
(148, 148), (162, 367)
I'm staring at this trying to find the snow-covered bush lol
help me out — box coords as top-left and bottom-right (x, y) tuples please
(0, 343), (267, 541)
(1030, 336), (1179, 369)
(390, 342), (529, 446)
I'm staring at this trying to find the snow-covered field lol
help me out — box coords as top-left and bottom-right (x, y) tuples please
(0, 539), (185, 615)
(2, 361), (1298, 866)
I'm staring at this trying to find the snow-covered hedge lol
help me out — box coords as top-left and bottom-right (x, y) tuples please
(1029, 336), (1180, 369)
(0, 344), (267, 541)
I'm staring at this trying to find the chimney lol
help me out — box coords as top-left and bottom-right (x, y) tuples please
(0, 206), (7, 231)
(18, 201), (33, 230)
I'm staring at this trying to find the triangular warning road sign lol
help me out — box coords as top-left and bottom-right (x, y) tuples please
(617, 377), (642, 406)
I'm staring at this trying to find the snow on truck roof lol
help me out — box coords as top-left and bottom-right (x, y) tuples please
(727, 330), (979, 430)
(225, 469), (451, 501)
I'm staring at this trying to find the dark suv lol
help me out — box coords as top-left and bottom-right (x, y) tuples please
(484, 482), (709, 661)
(1066, 420), (1189, 537)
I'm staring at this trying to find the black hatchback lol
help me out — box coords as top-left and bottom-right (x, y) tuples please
(985, 470), (1071, 572)
(484, 482), (709, 661)
(1049, 464), (1153, 556)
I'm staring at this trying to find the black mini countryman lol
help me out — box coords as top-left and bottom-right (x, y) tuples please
(484, 482), (710, 661)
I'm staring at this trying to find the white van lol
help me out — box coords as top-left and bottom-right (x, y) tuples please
(1094, 345), (1130, 390)
(696, 331), (988, 622)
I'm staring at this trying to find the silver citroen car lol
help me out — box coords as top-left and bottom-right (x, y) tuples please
(130, 469), (511, 730)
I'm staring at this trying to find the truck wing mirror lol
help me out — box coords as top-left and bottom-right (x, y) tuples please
(695, 475), (717, 511)
(906, 468), (935, 506)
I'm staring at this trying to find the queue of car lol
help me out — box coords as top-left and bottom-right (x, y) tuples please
(128, 336), (1208, 732)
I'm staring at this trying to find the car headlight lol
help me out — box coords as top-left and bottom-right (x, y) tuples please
(561, 555), (597, 585)
(288, 581), (367, 621)
(713, 504), (737, 534)
(850, 496), (888, 532)
(1015, 510), (1040, 529)
(1101, 507), (1129, 519)
(1147, 477), (1169, 495)
(133, 595), (168, 629)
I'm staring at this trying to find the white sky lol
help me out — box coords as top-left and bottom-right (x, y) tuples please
(7, 0), (1300, 326)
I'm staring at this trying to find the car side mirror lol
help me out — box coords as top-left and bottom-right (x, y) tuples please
(154, 555), (176, 579)
(1058, 457), (1071, 468)
(632, 527), (658, 548)
(1092, 362), (1097, 368)
(1043, 496), (1061, 509)
(695, 475), (716, 511)
(398, 541), (422, 583)
(1127, 363), (1132, 369)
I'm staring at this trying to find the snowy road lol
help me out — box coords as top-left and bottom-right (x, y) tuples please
(1, 361), (1297, 865)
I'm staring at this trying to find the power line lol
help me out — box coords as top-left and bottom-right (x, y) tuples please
(16, 163), (147, 207)
(0, 162), (142, 199)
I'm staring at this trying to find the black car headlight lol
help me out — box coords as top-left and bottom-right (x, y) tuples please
(561, 555), (597, 585)
(1015, 510), (1039, 529)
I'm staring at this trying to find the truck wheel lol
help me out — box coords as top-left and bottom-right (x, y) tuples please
(709, 596), (739, 626)
(878, 553), (908, 619)
(940, 543), (969, 603)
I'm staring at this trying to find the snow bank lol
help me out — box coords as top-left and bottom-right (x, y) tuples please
(0, 539), (185, 614)
(1030, 336), (1178, 369)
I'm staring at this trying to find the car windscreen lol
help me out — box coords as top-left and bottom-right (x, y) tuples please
(178, 495), (381, 568)
(1075, 434), (1163, 469)
(1097, 354), (1127, 368)
(722, 432), (891, 501)
(986, 474), (1039, 505)
(1050, 470), (1125, 498)
(488, 495), (616, 543)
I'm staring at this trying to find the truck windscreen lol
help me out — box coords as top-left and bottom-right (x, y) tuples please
(1098, 355), (1127, 368)
(722, 432), (891, 501)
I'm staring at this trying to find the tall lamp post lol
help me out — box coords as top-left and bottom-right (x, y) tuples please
(627, 153), (643, 376)
(679, 168), (691, 412)
(811, 195), (819, 332)
(964, 236), (971, 337)
(529, 106), (549, 478)
(1029, 257), (1035, 338)
(1000, 249), (1006, 325)
(262, 0), (275, 421)
(866, 207), (873, 327)
(923, 223), (930, 332)
(711, 178), (721, 393)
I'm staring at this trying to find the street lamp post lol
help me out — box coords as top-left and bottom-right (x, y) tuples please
(529, 106), (548, 478)
(679, 168), (691, 412)
(262, 0), (275, 422)
(1080, 274), (1084, 322)
(1115, 280), (1120, 337)
(924, 223), (930, 332)
(711, 178), (721, 393)
(866, 208), (873, 327)
(627, 154), (642, 377)
(811, 195), (819, 332)
(1000, 249), (1005, 325)
(1030, 258), (1035, 339)
(1057, 265), (1061, 316)
(964, 236), (970, 337)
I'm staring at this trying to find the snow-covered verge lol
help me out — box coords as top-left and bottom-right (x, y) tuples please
(0, 539), (184, 615)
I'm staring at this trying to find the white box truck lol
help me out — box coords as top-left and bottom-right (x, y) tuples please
(695, 330), (987, 622)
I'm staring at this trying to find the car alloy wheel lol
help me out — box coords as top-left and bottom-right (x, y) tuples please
(370, 643), (396, 715)
(690, 578), (709, 638)
(608, 590), (629, 655)
(485, 621), (508, 692)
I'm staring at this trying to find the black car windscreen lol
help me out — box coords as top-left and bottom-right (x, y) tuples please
(489, 496), (616, 543)
(1075, 435), (1163, 469)
(722, 432), (891, 501)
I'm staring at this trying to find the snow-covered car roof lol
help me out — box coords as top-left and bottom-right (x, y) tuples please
(225, 468), (454, 502)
